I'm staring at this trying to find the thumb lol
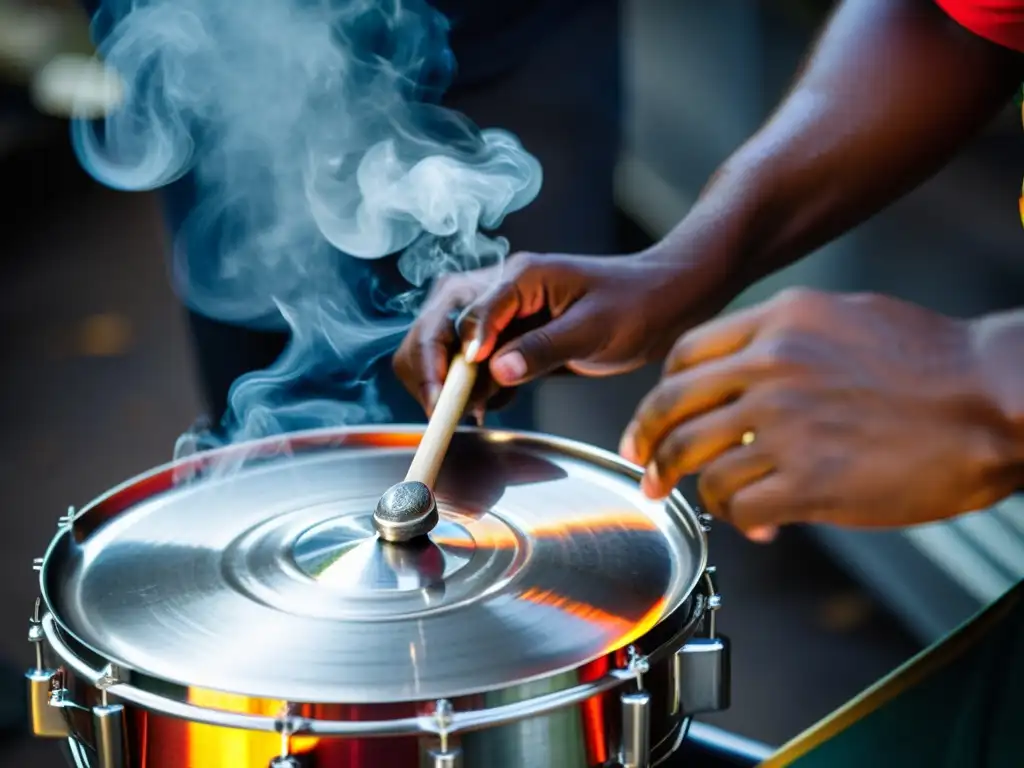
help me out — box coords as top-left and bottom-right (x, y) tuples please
(489, 304), (603, 386)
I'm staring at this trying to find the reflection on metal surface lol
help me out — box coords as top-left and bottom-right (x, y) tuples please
(619, 689), (651, 768)
(426, 744), (464, 767)
(186, 691), (318, 768)
(92, 703), (128, 768)
(293, 515), (469, 598)
(579, 656), (610, 766)
(685, 721), (776, 764)
(27, 596), (71, 740)
(27, 669), (68, 739)
(35, 587), (711, 768)
(517, 590), (668, 654)
(671, 638), (730, 716)
(35, 427), (713, 768)
(46, 430), (701, 704)
(373, 480), (439, 543)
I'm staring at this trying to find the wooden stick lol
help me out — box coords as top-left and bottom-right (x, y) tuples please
(404, 339), (480, 488)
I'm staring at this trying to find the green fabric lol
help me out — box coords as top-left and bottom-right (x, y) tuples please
(787, 581), (1024, 768)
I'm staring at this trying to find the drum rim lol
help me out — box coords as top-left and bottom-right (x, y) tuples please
(36, 425), (709, 707)
(37, 584), (710, 736)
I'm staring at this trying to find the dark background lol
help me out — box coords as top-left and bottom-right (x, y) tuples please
(5, 0), (1024, 764)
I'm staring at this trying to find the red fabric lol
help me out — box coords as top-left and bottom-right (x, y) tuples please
(936, 0), (1024, 52)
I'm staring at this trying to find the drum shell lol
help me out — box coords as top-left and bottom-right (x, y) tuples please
(46, 607), (693, 768)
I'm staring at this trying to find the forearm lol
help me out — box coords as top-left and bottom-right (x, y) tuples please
(655, 0), (1024, 295)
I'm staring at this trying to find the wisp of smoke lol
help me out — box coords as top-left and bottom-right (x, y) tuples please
(72, 0), (542, 460)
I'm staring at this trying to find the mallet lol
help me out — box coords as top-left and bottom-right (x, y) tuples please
(373, 340), (480, 543)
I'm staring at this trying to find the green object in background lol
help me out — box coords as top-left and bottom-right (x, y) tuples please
(760, 580), (1024, 767)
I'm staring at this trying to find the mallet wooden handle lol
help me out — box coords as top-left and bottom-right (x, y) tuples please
(404, 340), (480, 488)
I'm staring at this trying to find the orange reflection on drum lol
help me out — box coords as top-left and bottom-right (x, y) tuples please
(348, 432), (421, 448)
(529, 512), (659, 538)
(431, 515), (518, 549)
(432, 511), (658, 551)
(517, 588), (667, 654)
(513, 589), (667, 765)
(578, 654), (611, 765)
(187, 690), (318, 767)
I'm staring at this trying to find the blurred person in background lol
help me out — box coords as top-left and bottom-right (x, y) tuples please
(396, 0), (1024, 762)
(75, 0), (622, 435)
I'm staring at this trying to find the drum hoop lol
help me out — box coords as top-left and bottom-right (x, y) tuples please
(37, 425), (710, 728)
(40, 578), (711, 737)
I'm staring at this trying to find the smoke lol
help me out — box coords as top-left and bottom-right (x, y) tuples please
(72, 0), (542, 452)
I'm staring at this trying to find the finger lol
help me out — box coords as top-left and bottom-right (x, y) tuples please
(640, 403), (753, 497)
(393, 330), (450, 417)
(460, 308), (554, 414)
(663, 303), (766, 375)
(484, 386), (518, 412)
(458, 385), (520, 426)
(621, 356), (757, 466)
(746, 526), (779, 544)
(471, 405), (486, 427)
(465, 374), (504, 417)
(695, 446), (775, 521)
(458, 254), (549, 363)
(488, 299), (606, 386)
(728, 474), (801, 532)
(393, 282), (471, 414)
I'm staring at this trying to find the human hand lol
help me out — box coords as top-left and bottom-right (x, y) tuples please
(619, 288), (1022, 537)
(393, 250), (727, 416)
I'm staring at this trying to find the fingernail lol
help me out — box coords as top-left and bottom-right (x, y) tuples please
(492, 351), (527, 385)
(747, 526), (778, 544)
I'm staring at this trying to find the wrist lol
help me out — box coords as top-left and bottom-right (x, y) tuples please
(623, 159), (786, 359)
(967, 313), (1024, 473)
(645, 154), (794, 295)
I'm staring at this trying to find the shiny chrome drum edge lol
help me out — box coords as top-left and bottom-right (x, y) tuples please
(39, 426), (703, 534)
(36, 425), (709, 703)
(39, 586), (709, 737)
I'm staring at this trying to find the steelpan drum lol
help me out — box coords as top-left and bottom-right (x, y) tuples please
(27, 427), (730, 768)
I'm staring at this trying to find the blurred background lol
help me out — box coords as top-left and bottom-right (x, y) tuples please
(3, 0), (1024, 764)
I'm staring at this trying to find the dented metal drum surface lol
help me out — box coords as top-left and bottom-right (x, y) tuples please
(27, 427), (729, 768)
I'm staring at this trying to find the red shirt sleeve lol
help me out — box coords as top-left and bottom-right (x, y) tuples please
(936, 0), (1024, 52)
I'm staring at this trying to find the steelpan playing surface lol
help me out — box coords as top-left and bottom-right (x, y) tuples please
(44, 428), (706, 703)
